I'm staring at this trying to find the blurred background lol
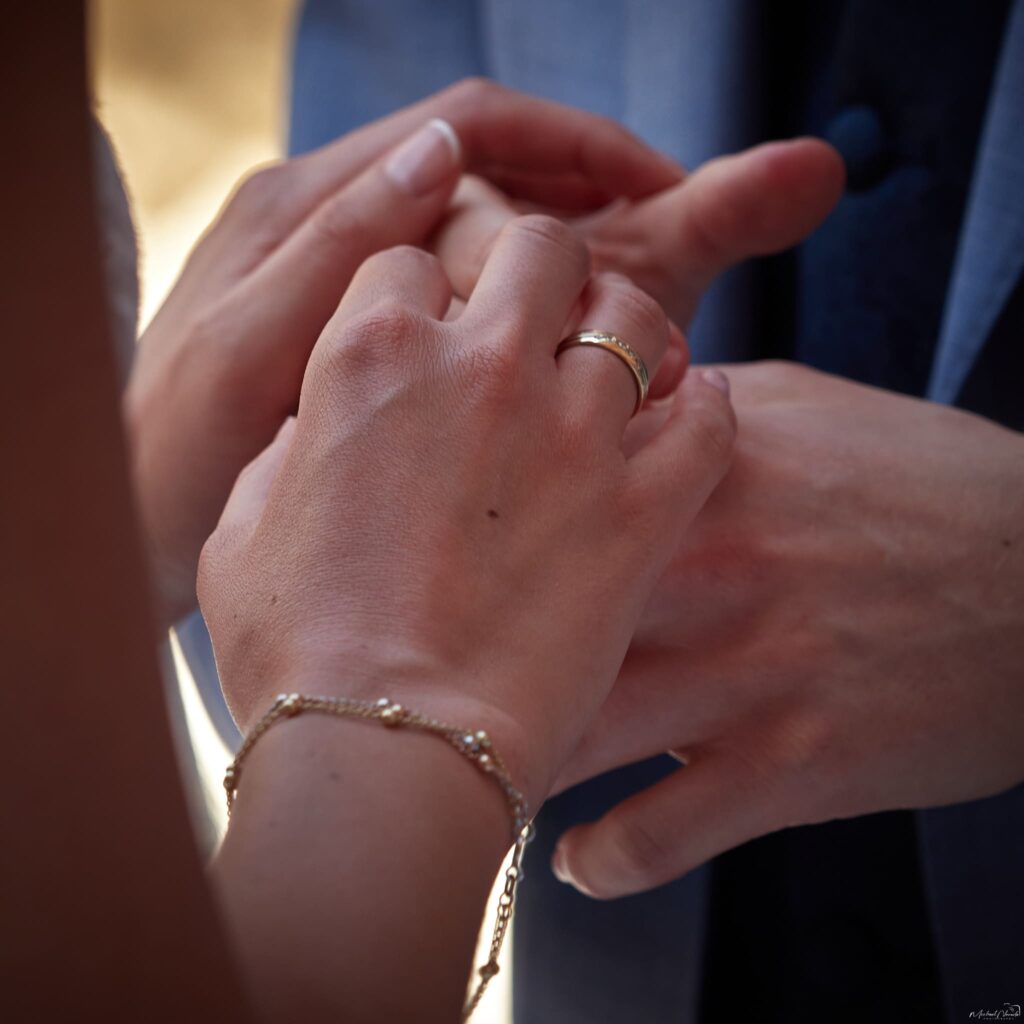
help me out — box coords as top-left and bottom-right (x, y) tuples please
(90, 0), (295, 327)
(88, 4), (511, 1019)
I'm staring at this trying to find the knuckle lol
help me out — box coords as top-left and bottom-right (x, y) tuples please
(327, 303), (432, 364)
(319, 307), (435, 373)
(358, 241), (442, 282)
(170, 301), (254, 410)
(309, 192), (367, 249)
(230, 163), (289, 219)
(502, 214), (588, 271)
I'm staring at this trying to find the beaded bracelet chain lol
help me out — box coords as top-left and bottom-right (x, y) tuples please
(223, 692), (535, 1021)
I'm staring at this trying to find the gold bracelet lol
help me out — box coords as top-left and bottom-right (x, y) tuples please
(223, 693), (534, 1022)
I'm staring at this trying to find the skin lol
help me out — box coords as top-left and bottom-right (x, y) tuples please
(199, 224), (736, 1020)
(125, 79), (683, 625)
(552, 363), (1024, 897)
(432, 137), (847, 333)
(434, 144), (1024, 900)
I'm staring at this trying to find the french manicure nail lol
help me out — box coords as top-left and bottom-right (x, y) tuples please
(552, 845), (571, 883)
(385, 118), (462, 197)
(701, 368), (731, 396)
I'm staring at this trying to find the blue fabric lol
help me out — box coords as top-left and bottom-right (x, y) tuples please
(289, 0), (485, 154)
(928, 0), (1024, 403)
(790, 0), (1010, 397)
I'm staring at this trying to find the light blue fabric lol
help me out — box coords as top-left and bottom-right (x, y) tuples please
(928, 0), (1024, 403)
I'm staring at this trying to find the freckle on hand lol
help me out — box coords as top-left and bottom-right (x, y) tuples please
(487, 509), (499, 519)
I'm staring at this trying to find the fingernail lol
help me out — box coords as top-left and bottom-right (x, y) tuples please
(385, 118), (461, 197)
(701, 368), (731, 396)
(552, 845), (571, 883)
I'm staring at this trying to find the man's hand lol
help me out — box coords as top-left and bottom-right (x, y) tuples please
(124, 79), (683, 624)
(431, 138), (845, 335)
(550, 362), (1024, 897)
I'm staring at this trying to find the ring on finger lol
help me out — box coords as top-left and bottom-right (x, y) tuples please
(556, 330), (651, 416)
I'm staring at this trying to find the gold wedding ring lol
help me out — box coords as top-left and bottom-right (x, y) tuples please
(556, 330), (650, 416)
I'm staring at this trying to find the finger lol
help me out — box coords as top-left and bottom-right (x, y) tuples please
(470, 165), (617, 212)
(557, 273), (672, 440)
(334, 246), (453, 323)
(198, 81), (681, 288)
(443, 296), (468, 323)
(225, 120), (463, 412)
(431, 176), (518, 299)
(702, 359), (841, 409)
(217, 417), (297, 531)
(552, 751), (777, 898)
(647, 321), (689, 400)
(625, 368), (736, 553)
(461, 214), (590, 352)
(551, 657), (723, 796)
(617, 138), (845, 326)
(288, 79), (682, 218)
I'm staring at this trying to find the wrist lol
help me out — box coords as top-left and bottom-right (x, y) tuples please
(232, 653), (549, 811)
(215, 703), (513, 1021)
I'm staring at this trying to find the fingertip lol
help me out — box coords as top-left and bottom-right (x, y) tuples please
(428, 117), (462, 163)
(384, 118), (464, 198)
(690, 138), (845, 261)
(752, 136), (846, 226)
(552, 842), (571, 884)
(684, 363), (738, 432)
(700, 367), (730, 397)
(658, 364), (737, 473)
(551, 831), (609, 899)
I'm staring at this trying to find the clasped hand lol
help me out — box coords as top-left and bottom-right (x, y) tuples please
(126, 80), (1024, 904)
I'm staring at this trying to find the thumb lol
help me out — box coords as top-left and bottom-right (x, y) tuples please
(630, 138), (845, 325)
(552, 750), (780, 899)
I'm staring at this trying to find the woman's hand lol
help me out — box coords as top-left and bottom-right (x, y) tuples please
(125, 79), (682, 625)
(198, 220), (736, 808)
(198, 222), (733, 1021)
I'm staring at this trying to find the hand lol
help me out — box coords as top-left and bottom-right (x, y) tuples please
(550, 362), (1024, 897)
(197, 220), (736, 808)
(431, 138), (844, 332)
(125, 79), (683, 624)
